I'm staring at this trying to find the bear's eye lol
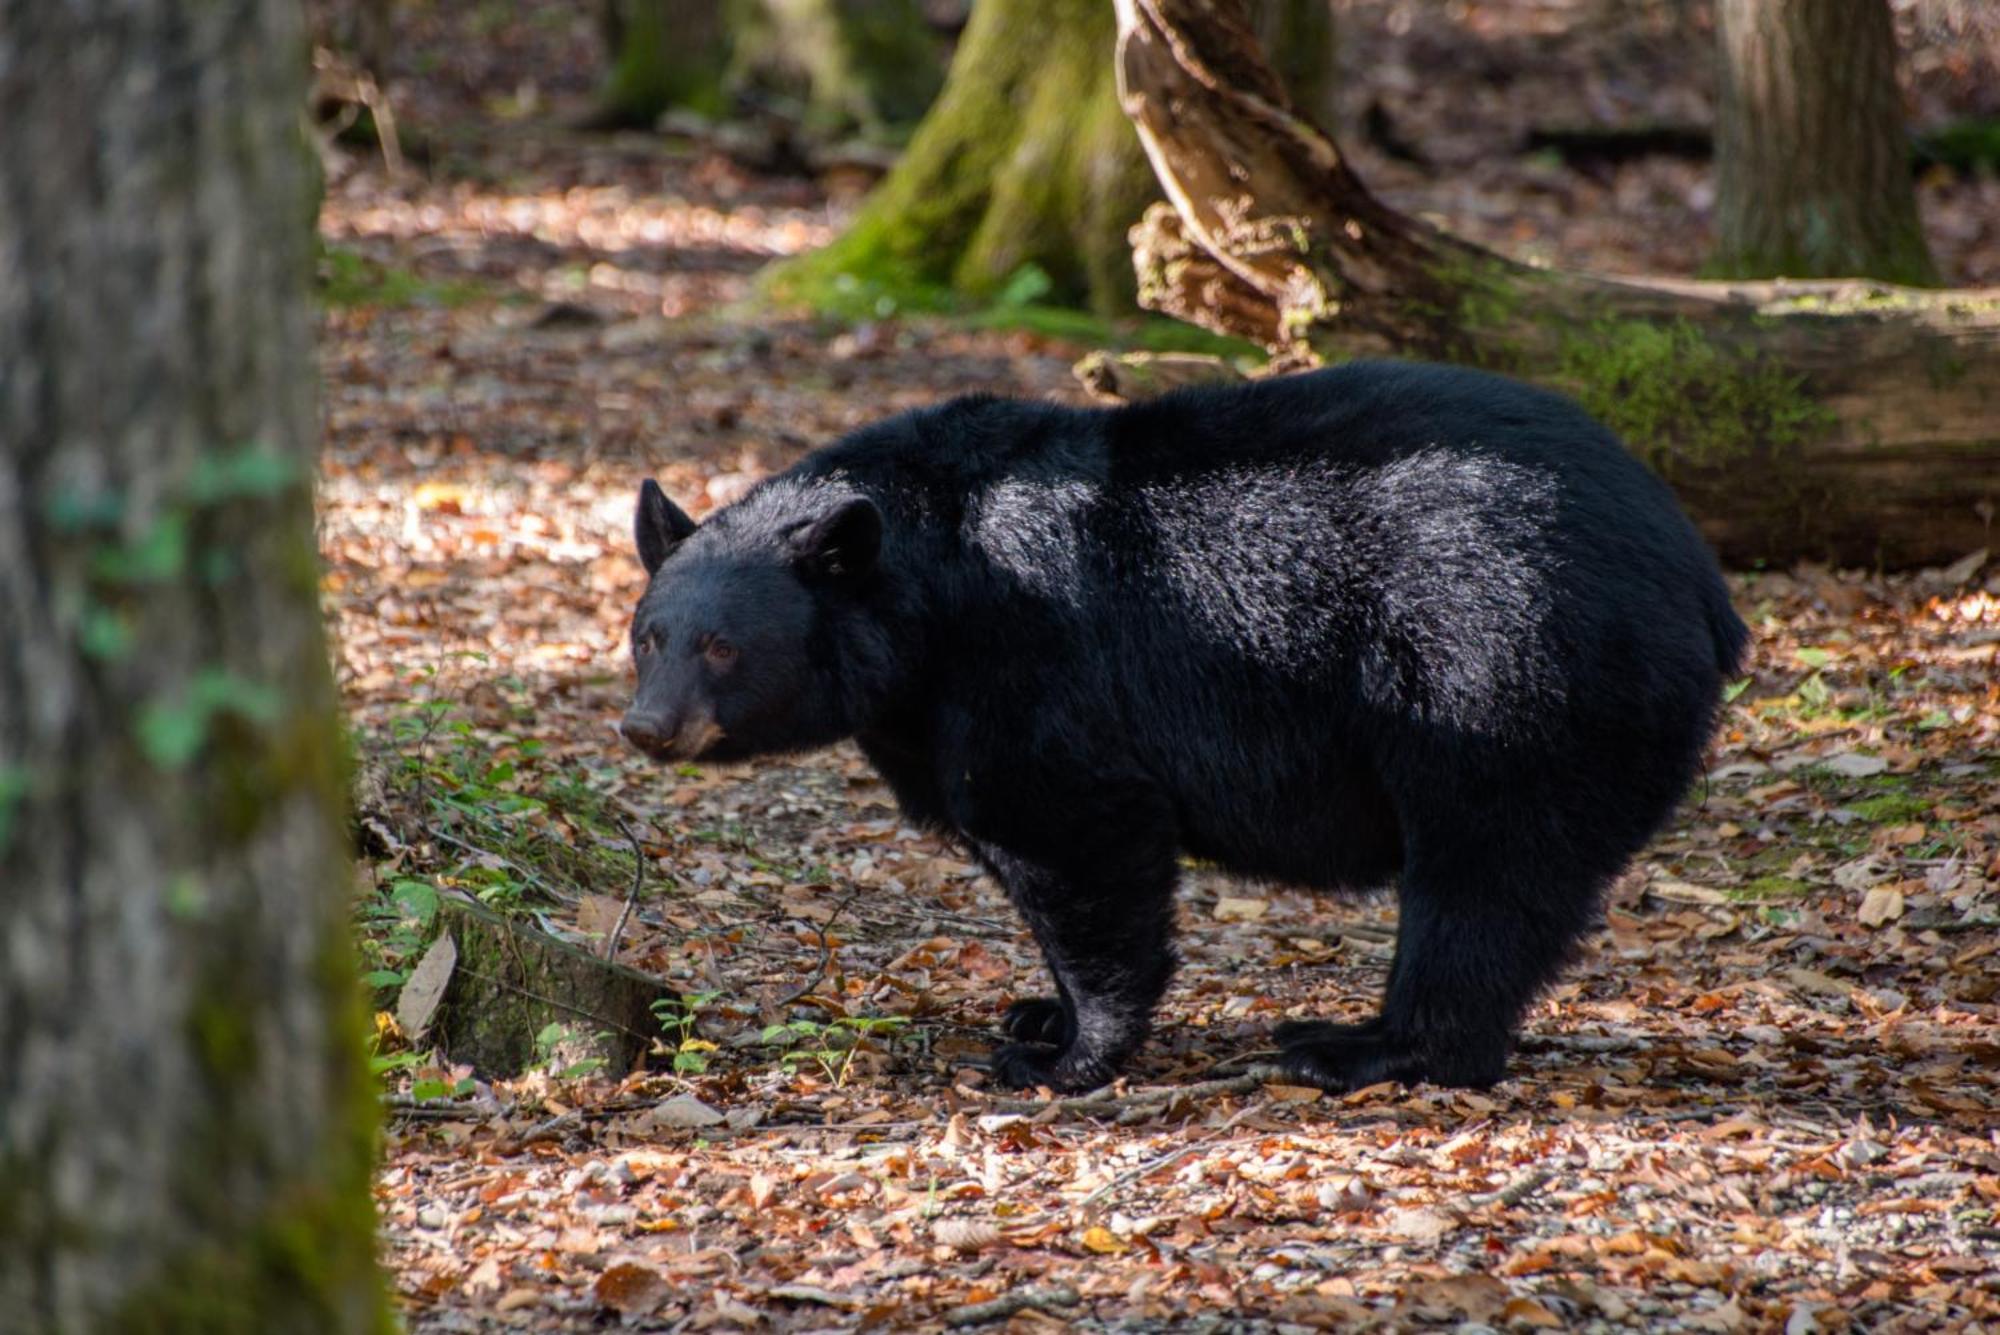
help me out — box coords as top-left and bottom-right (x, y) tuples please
(703, 637), (738, 668)
(635, 632), (658, 658)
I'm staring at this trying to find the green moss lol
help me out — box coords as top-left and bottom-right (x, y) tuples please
(1916, 117), (2000, 175)
(1729, 876), (1814, 902)
(732, 0), (941, 140)
(317, 242), (486, 311)
(600, 0), (727, 125)
(1546, 318), (1833, 475)
(1428, 252), (1843, 477)
(965, 302), (1266, 360)
(765, 0), (1149, 316)
(124, 977), (386, 1333)
(1843, 790), (1932, 823)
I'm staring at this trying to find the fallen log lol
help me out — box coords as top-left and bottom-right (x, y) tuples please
(398, 892), (673, 1078)
(1112, 0), (2000, 568)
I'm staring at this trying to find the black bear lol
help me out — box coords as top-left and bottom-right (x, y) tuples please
(621, 361), (1747, 1094)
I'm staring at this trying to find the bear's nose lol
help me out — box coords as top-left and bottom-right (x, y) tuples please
(619, 710), (679, 756)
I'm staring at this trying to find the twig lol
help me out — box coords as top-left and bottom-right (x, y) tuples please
(381, 1093), (505, 1121)
(974, 1068), (1281, 1118)
(943, 1286), (1080, 1328)
(605, 812), (645, 961)
(775, 885), (865, 1008)
(1468, 1168), (1556, 1209)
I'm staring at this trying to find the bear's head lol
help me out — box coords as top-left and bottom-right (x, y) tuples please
(622, 477), (884, 764)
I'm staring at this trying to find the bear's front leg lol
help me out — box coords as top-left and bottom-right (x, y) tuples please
(974, 840), (1179, 1093)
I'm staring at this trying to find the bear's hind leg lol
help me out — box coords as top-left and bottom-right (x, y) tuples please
(1278, 854), (1599, 1092)
(1001, 993), (1073, 1046)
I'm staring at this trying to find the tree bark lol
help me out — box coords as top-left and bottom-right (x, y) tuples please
(769, 0), (1155, 314)
(1114, 0), (1999, 568)
(1710, 0), (1938, 286)
(771, 0), (1335, 316)
(732, 0), (944, 140)
(597, 0), (734, 126)
(0, 2), (384, 1330)
(597, 0), (940, 139)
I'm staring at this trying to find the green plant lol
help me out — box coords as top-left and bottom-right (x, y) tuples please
(381, 667), (642, 915)
(317, 242), (487, 310)
(759, 1014), (910, 1086)
(533, 1023), (611, 1080)
(652, 991), (724, 1075)
(354, 878), (439, 993)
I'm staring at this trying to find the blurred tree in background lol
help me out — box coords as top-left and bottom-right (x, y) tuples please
(0, 0), (382, 1328)
(772, 0), (1337, 316)
(597, 0), (944, 138)
(1708, 0), (1938, 284)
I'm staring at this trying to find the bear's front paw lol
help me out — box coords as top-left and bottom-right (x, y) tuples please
(987, 1042), (1114, 1094)
(1001, 997), (1072, 1045)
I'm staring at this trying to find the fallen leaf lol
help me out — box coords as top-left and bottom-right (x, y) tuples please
(595, 1262), (668, 1314)
(1503, 1296), (1566, 1327)
(933, 1218), (1002, 1252)
(395, 932), (457, 1039)
(1213, 896), (1269, 922)
(646, 1095), (725, 1130)
(1819, 750), (1888, 778)
(1857, 884), (1905, 927)
(1079, 1225), (1129, 1254)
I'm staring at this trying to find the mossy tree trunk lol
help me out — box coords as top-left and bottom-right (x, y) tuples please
(773, 0), (1333, 316)
(597, 0), (940, 138)
(771, 0), (1155, 315)
(1709, 0), (1938, 286)
(1114, 0), (1999, 568)
(597, 0), (733, 126)
(0, 2), (384, 1330)
(733, 0), (944, 140)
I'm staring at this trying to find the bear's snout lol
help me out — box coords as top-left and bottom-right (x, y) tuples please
(619, 709), (681, 759)
(620, 708), (722, 761)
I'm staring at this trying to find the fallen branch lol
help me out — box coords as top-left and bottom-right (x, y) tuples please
(604, 813), (646, 962)
(943, 1286), (1081, 1328)
(1468, 1167), (1556, 1209)
(974, 1067), (1282, 1118)
(775, 885), (865, 1009)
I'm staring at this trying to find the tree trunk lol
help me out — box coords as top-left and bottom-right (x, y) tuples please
(732, 0), (944, 140)
(771, 0), (1332, 316)
(0, 2), (384, 1330)
(597, 0), (940, 138)
(1114, 0), (1999, 568)
(1253, 0), (1337, 135)
(1710, 0), (1938, 286)
(597, 0), (733, 126)
(769, 0), (1154, 314)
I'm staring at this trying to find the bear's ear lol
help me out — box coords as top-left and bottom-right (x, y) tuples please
(788, 496), (880, 580)
(635, 478), (697, 575)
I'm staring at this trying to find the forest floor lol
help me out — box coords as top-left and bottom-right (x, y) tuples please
(320, 2), (2000, 1330)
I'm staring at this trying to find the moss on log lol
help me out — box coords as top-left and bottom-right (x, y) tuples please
(1113, 0), (2000, 568)
(420, 894), (674, 1078)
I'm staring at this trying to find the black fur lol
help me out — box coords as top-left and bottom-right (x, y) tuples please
(624, 361), (1747, 1094)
